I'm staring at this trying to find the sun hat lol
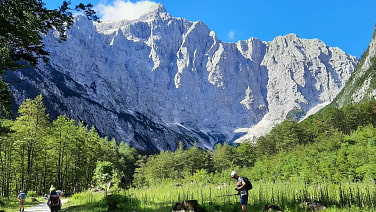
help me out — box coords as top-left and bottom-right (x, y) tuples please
(231, 171), (237, 177)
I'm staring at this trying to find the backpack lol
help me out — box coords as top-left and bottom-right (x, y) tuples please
(50, 194), (60, 206)
(242, 176), (253, 190)
(19, 192), (26, 199)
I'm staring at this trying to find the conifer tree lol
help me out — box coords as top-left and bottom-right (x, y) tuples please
(212, 143), (234, 172)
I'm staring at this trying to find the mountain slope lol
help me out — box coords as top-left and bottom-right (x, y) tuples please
(5, 4), (356, 151)
(331, 26), (376, 107)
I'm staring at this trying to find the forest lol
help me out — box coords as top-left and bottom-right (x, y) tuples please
(0, 95), (138, 197)
(133, 100), (376, 187)
(1, 95), (376, 199)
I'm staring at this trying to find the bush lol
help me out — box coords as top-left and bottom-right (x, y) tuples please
(27, 191), (36, 198)
(103, 194), (128, 211)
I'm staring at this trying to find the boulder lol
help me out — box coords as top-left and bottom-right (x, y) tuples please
(303, 202), (327, 211)
(264, 204), (283, 211)
(172, 200), (207, 212)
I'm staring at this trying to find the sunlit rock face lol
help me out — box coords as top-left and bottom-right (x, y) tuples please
(331, 27), (376, 107)
(6, 4), (356, 151)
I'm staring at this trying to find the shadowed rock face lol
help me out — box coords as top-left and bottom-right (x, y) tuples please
(6, 4), (356, 151)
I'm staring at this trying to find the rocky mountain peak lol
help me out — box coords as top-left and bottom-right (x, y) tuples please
(93, 2), (170, 35)
(136, 3), (169, 21)
(5, 5), (357, 151)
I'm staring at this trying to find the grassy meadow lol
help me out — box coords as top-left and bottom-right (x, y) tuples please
(29, 179), (375, 212)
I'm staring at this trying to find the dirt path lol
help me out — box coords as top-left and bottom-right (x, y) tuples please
(24, 199), (68, 212)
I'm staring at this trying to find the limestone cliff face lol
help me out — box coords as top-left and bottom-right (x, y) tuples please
(241, 33), (356, 141)
(6, 4), (356, 151)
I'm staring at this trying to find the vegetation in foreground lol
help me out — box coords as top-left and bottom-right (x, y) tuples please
(121, 180), (376, 212)
(2, 96), (376, 211)
(4, 179), (372, 212)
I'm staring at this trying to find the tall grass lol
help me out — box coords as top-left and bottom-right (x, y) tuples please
(53, 179), (376, 211)
(124, 179), (376, 212)
(60, 191), (107, 212)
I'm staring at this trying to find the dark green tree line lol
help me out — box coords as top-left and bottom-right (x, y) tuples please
(133, 101), (376, 187)
(0, 95), (137, 197)
(133, 142), (256, 186)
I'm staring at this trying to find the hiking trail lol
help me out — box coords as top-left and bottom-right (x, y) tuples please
(24, 199), (68, 212)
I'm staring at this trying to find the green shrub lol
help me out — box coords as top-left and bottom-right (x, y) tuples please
(27, 191), (36, 198)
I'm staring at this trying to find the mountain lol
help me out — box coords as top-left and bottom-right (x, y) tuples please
(5, 3), (357, 151)
(331, 26), (376, 107)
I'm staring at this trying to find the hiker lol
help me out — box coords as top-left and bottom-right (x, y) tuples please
(17, 190), (27, 212)
(231, 171), (249, 212)
(49, 185), (56, 194)
(47, 186), (61, 212)
(56, 189), (64, 196)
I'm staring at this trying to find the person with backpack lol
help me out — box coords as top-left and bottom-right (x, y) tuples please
(47, 186), (61, 212)
(231, 171), (252, 212)
(17, 190), (27, 212)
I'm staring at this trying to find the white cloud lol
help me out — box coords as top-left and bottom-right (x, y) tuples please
(96, 0), (159, 21)
(227, 30), (236, 40)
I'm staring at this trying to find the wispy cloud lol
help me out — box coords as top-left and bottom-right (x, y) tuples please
(227, 30), (236, 41)
(96, 0), (159, 21)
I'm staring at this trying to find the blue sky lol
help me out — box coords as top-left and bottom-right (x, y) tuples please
(44, 0), (376, 58)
